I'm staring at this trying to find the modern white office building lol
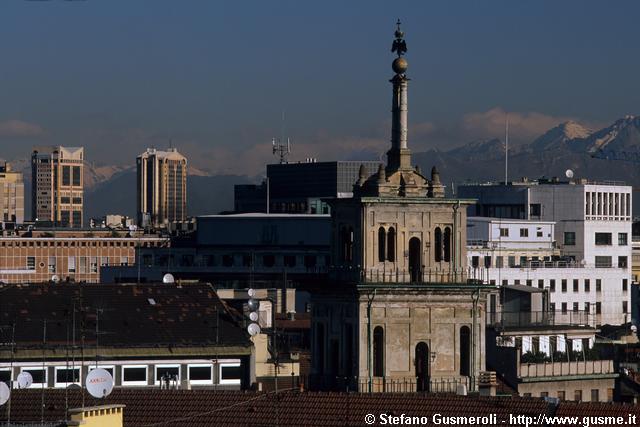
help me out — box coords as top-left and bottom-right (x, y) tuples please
(468, 216), (631, 326)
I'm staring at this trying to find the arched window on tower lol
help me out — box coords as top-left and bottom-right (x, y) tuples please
(378, 227), (386, 262)
(434, 227), (442, 262)
(387, 227), (396, 262)
(373, 326), (385, 377)
(443, 227), (452, 262)
(460, 326), (471, 376)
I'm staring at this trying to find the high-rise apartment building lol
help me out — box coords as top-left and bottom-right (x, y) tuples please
(136, 147), (187, 227)
(0, 162), (24, 224)
(31, 146), (84, 228)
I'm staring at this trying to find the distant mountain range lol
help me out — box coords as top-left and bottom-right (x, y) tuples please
(9, 115), (640, 219)
(414, 115), (640, 197)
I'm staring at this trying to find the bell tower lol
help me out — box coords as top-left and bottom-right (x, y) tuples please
(311, 22), (492, 393)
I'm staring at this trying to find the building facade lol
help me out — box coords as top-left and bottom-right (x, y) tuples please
(234, 160), (381, 214)
(468, 217), (631, 326)
(31, 146), (84, 227)
(136, 147), (187, 227)
(0, 283), (253, 390)
(0, 228), (168, 284)
(0, 162), (24, 224)
(461, 181), (633, 326)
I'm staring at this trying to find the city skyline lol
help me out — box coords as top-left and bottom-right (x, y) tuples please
(1, 1), (639, 176)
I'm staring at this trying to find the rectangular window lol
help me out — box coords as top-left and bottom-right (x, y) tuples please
(471, 256), (479, 268)
(530, 204), (541, 217)
(100, 256), (109, 266)
(79, 256), (87, 274)
(68, 256), (76, 273)
(595, 233), (612, 245)
(591, 389), (599, 402)
(585, 302), (590, 313)
(219, 363), (242, 385)
(122, 365), (147, 385)
(561, 279), (567, 293)
(72, 197), (82, 204)
(484, 256), (491, 268)
(62, 166), (71, 186)
(27, 256), (36, 270)
(55, 367), (80, 388)
(188, 364), (213, 385)
(155, 365), (180, 385)
(540, 392), (549, 398)
(561, 303), (567, 314)
(573, 302), (579, 312)
(520, 228), (528, 237)
(495, 256), (503, 268)
(564, 232), (576, 246)
(557, 391), (565, 401)
(72, 211), (81, 226)
(72, 166), (81, 186)
(526, 279), (532, 287)
(596, 302), (601, 314)
(595, 256), (612, 268)
(48, 256), (56, 273)
(508, 256), (516, 267)
(619, 233), (628, 246)
(120, 256), (129, 266)
(573, 279), (579, 292)
(0, 369), (10, 383)
(550, 279), (556, 292)
(536, 230), (543, 237)
(584, 279), (590, 293)
(538, 279), (544, 289)
(500, 228), (509, 237)
(623, 301), (628, 313)
(61, 196), (71, 204)
(21, 368), (46, 388)
(596, 279), (602, 292)
(90, 257), (98, 273)
(519, 256), (527, 266)
(550, 303), (556, 312)
(574, 390), (583, 402)
(618, 256), (628, 268)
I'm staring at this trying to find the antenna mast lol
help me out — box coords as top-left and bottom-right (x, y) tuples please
(272, 111), (291, 164)
(504, 112), (509, 185)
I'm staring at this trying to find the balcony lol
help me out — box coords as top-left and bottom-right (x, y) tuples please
(519, 360), (615, 378)
(487, 310), (593, 329)
(330, 266), (469, 284)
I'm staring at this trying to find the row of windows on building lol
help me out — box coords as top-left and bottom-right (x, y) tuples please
(0, 362), (241, 388)
(487, 277), (629, 294)
(548, 301), (629, 315)
(0, 240), (161, 248)
(585, 191), (631, 219)
(143, 252), (329, 269)
(498, 227), (545, 238)
(60, 165), (82, 187)
(22, 256), (130, 272)
(523, 389), (611, 402)
(471, 254), (628, 268)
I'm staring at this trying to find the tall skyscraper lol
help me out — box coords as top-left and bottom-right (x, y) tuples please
(136, 147), (187, 227)
(0, 162), (24, 224)
(31, 146), (84, 228)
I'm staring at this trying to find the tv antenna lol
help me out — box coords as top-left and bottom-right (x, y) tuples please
(272, 111), (291, 164)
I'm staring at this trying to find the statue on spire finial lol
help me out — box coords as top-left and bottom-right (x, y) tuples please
(391, 19), (407, 57)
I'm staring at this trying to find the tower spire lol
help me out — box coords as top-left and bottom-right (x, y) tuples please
(387, 20), (412, 172)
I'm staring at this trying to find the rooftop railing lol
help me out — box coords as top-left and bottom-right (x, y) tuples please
(487, 310), (593, 329)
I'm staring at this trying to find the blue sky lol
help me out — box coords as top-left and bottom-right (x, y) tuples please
(1, 0), (638, 174)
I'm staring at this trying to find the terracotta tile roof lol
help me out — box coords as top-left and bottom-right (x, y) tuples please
(0, 389), (551, 426)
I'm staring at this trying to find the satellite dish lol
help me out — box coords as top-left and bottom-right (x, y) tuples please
(247, 299), (260, 312)
(0, 382), (9, 406)
(565, 169), (574, 179)
(51, 275), (60, 284)
(162, 273), (175, 284)
(247, 323), (261, 336)
(17, 371), (33, 389)
(247, 288), (256, 298)
(249, 311), (259, 322)
(86, 368), (114, 398)
(128, 224), (138, 232)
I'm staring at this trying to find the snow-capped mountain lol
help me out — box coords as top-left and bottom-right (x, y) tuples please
(529, 121), (592, 152)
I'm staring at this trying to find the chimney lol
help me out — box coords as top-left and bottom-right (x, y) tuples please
(478, 371), (497, 396)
